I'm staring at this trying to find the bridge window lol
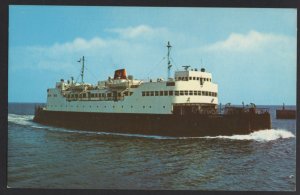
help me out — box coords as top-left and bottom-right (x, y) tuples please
(169, 91), (173, 96)
(142, 91), (145, 96)
(155, 91), (159, 96)
(180, 91), (184, 96)
(189, 91), (193, 95)
(160, 91), (163, 96)
(175, 91), (179, 96)
(194, 91), (197, 95)
(164, 91), (168, 96)
(150, 91), (154, 96)
(189, 77), (192, 80)
(209, 92), (212, 96)
(184, 91), (188, 95)
(185, 77), (188, 81)
(198, 91), (201, 96)
(197, 77), (199, 80)
(146, 91), (150, 96)
(193, 77), (196, 80)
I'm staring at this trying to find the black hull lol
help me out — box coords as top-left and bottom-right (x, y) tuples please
(276, 110), (296, 119)
(33, 109), (271, 137)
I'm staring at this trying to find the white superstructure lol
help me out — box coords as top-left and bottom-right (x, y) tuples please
(45, 43), (218, 115)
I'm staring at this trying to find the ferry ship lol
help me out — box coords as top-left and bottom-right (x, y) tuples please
(34, 42), (271, 137)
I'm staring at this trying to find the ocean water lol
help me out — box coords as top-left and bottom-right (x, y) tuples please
(7, 103), (296, 190)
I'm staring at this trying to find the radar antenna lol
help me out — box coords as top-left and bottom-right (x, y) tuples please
(167, 41), (172, 79)
(78, 56), (85, 83)
(182, 65), (191, 71)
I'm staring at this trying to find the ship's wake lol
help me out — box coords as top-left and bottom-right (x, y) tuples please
(8, 114), (295, 142)
(192, 129), (295, 142)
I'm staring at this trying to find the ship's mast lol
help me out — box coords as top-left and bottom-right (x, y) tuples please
(167, 41), (172, 79)
(78, 56), (85, 83)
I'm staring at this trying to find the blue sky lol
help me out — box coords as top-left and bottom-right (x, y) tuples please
(9, 6), (297, 105)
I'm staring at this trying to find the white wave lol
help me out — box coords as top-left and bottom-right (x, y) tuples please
(8, 114), (34, 126)
(200, 129), (295, 142)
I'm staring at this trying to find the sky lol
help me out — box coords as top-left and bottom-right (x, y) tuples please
(8, 6), (297, 105)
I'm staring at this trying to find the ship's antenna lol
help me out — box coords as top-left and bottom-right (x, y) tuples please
(78, 56), (85, 83)
(167, 41), (172, 79)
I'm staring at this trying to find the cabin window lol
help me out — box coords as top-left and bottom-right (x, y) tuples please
(175, 91), (179, 96)
(142, 91), (145, 96)
(107, 93), (112, 97)
(198, 91), (201, 96)
(166, 82), (175, 86)
(150, 91), (154, 96)
(169, 91), (173, 96)
(155, 91), (159, 96)
(180, 91), (184, 96)
(193, 77), (196, 80)
(130, 92), (133, 96)
(184, 91), (188, 95)
(164, 91), (168, 96)
(209, 92), (212, 96)
(118, 92), (121, 97)
(215, 92), (218, 97)
(197, 77), (199, 80)
(194, 91), (197, 95)
(185, 77), (188, 81)
(189, 77), (192, 80)
(189, 91), (193, 95)
(146, 91), (150, 96)
(83, 94), (86, 98)
(91, 94), (94, 98)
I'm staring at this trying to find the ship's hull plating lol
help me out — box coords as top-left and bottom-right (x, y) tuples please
(33, 110), (271, 137)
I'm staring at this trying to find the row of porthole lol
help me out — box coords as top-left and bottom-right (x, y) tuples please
(48, 105), (166, 109)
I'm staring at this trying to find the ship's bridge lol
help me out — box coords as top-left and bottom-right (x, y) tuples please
(174, 68), (212, 84)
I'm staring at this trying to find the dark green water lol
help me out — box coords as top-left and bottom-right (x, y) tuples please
(8, 103), (296, 190)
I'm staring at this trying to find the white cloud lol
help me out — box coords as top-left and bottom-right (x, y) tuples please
(204, 30), (295, 53)
(108, 25), (168, 39)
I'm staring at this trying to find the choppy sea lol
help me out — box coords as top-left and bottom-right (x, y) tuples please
(7, 103), (296, 190)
